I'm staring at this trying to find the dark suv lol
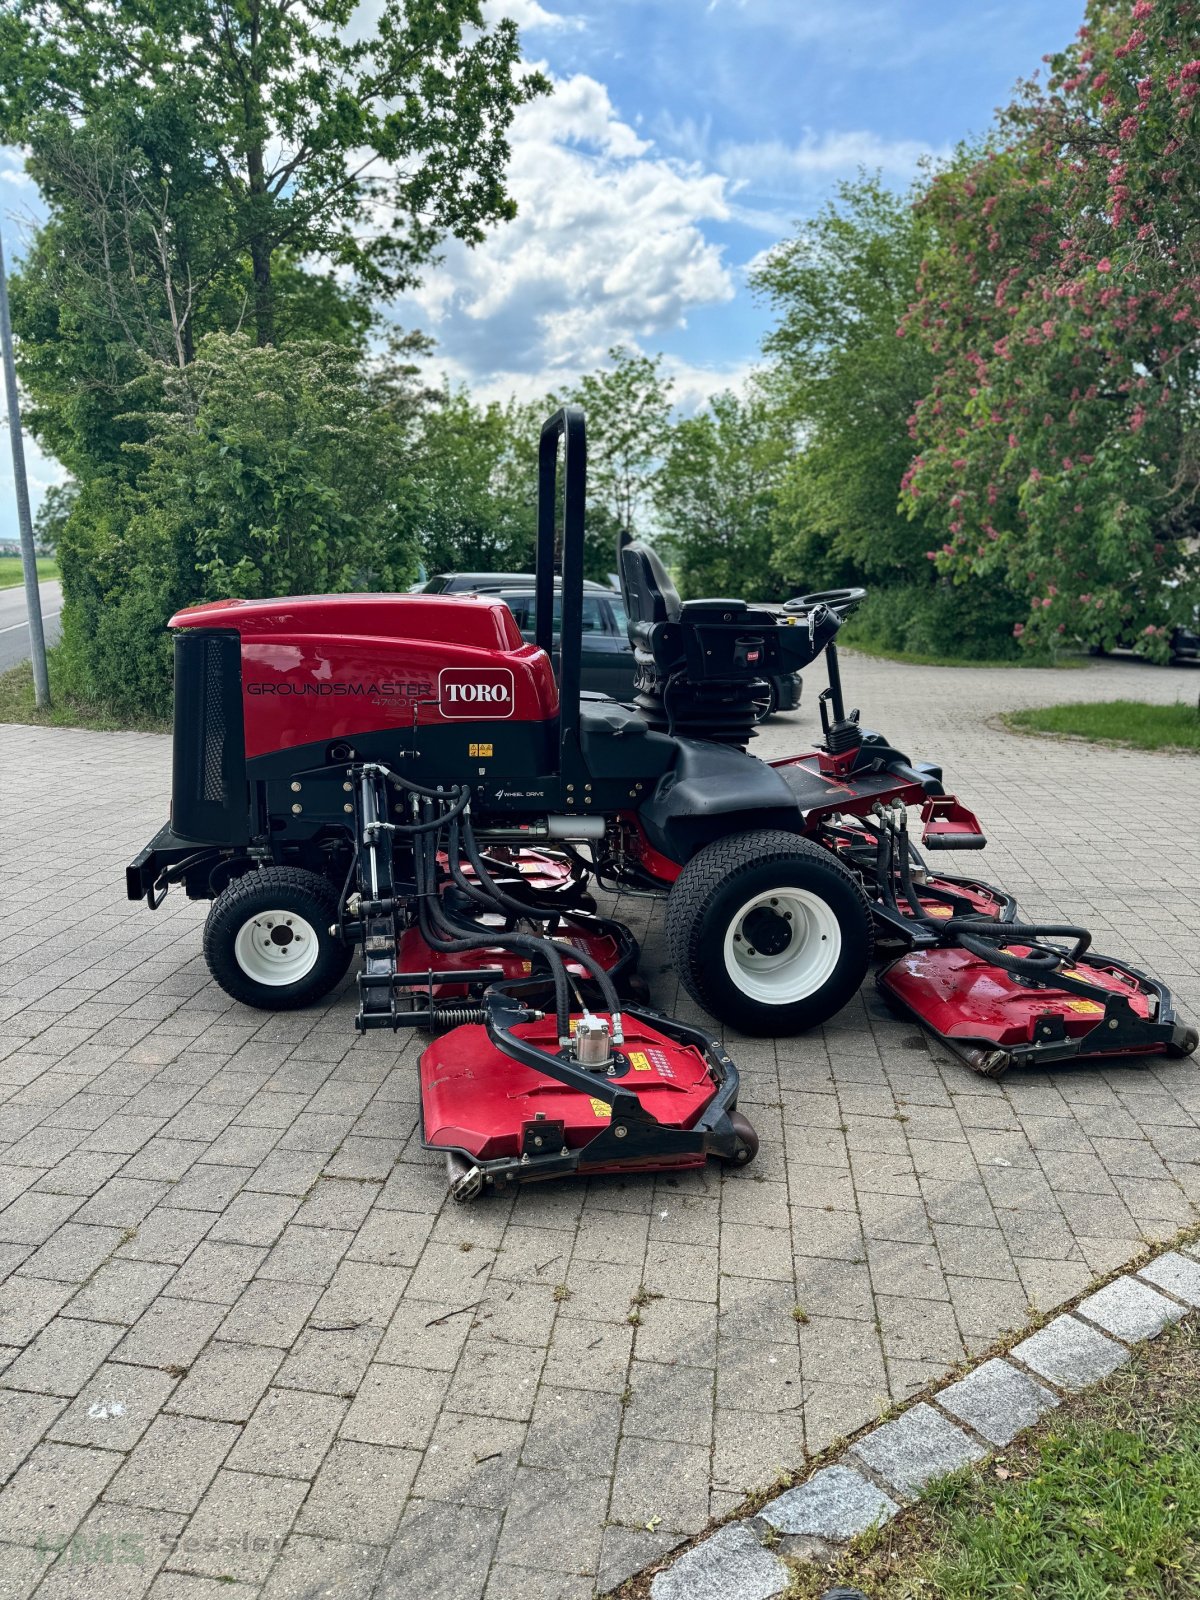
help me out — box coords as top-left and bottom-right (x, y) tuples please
(418, 571), (801, 720)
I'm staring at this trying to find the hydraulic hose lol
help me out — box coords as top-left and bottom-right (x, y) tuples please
(458, 814), (624, 1021)
(886, 802), (1093, 978)
(413, 816), (572, 1041)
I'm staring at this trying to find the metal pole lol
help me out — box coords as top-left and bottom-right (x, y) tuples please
(0, 228), (50, 707)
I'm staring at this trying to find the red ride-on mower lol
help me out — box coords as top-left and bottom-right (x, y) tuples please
(127, 407), (1196, 1197)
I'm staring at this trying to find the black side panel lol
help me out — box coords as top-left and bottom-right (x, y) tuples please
(638, 737), (800, 861)
(172, 630), (250, 844)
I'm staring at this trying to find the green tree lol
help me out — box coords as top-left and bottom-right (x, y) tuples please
(56, 333), (429, 718)
(752, 176), (937, 587)
(904, 0), (1200, 657)
(655, 384), (792, 599)
(416, 389), (541, 575)
(561, 347), (673, 539)
(1, 0), (548, 349)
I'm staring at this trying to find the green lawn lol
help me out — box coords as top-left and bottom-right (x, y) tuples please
(0, 555), (58, 589)
(1005, 699), (1200, 752)
(786, 1316), (1200, 1600)
(0, 657), (169, 733)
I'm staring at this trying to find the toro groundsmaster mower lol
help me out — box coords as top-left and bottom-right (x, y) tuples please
(128, 407), (1196, 1198)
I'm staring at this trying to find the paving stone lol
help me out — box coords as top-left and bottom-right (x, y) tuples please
(0, 1441), (122, 1543)
(649, 1522), (789, 1600)
(168, 1241), (266, 1304)
(598, 1525), (686, 1594)
(849, 1401), (987, 1497)
(258, 1533), (384, 1600)
(148, 1577), (258, 1600)
(2, 1315), (122, 1396)
(114, 1297), (226, 1369)
(296, 1440), (420, 1543)
(217, 1280), (322, 1347)
(162, 1340), (282, 1422)
(30, 1502), (184, 1600)
(0, 1275), (74, 1344)
(165, 1469), (307, 1582)
(106, 1414), (238, 1513)
(226, 1388), (346, 1478)
(414, 1411), (527, 1507)
(50, 1362), (179, 1451)
(1078, 1274), (1186, 1343)
(377, 1499), (502, 1600)
(64, 1259), (175, 1325)
(340, 1362), (449, 1449)
(759, 1464), (900, 1538)
(0, 1388), (65, 1480)
(1138, 1250), (1200, 1307)
(936, 1358), (1059, 1445)
(1011, 1314), (1130, 1392)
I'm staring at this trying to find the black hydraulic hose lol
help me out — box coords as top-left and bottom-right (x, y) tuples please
(887, 806), (1092, 978)
(414, 821), (572, 1040)
(458, 814), (624, 1018)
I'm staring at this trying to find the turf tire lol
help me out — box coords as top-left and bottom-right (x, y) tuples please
(666, 830), (873, 1035)
(203, 866), (353, 1011)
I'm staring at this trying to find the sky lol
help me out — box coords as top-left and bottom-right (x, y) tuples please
(0, 0), (1085, 546)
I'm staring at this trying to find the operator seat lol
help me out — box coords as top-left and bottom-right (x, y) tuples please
(619, 539), (838, 748)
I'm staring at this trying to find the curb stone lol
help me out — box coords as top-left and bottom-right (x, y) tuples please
(633, 1249), (1198, 1600)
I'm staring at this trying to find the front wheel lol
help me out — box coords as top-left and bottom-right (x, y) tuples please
(666, 831), (873, 1035)
(203, 866), (353, 1011)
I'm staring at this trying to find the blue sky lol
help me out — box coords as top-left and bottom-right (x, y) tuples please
(1, 0), (1083, 543)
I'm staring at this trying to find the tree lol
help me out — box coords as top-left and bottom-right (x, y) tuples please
(416, 389), (541, 575)
(752, 176), (939, 587)
(903, 0), (1200, 657)
(655, 384), (792, 599)
(0, 0), (548, 348)
(55, 333), (429, 718)
(561, 347), (673, 539)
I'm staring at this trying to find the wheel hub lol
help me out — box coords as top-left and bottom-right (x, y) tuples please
(233, 910), (320, 986)
(722, 887), (843, 1006)
(740, 905), (792, 957)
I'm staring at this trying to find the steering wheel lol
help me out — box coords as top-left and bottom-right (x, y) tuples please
(782, 587), (868, 619)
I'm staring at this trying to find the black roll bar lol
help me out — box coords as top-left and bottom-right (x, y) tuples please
(536, 406), (587, 769)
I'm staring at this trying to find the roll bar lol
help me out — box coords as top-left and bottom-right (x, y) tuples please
(536, 406), (587, 765)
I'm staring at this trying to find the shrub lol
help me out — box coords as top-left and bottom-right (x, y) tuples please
(841, 576), (1027, 662)
(55, 335), (423, 719)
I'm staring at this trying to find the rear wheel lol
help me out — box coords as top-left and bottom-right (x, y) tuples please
(666, 831), (873, 1035)
(203, 866), (352, 1011)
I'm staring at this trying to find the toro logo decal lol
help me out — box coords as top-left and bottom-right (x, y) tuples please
(438, 667), (515, 720)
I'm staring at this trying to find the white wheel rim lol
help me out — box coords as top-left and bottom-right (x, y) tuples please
(233, 909), (320, 986)
(723, 888), (842, 1005)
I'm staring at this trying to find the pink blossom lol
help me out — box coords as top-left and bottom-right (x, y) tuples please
(1012, 623), (1026, 638)
(1097, 258), (1113, 273)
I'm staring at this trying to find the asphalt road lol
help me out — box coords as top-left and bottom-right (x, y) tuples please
(0, 577), (62, 673)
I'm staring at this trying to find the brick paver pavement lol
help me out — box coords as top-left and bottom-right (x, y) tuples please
(1, 650), (1197, 1598)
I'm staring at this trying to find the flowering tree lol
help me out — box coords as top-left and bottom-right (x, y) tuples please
(903, 0), (1200, 657)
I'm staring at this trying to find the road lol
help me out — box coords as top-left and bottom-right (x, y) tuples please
(0, 577), (62, 673)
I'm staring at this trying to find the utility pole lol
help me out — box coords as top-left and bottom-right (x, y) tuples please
(0, 227), (50, 708)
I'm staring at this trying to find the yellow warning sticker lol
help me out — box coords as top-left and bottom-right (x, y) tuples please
(1065, 999), (1104, 1015)
(925, 905), (953, 918)
(589, 1097), (612, 1119)
(468, 743), (494, 758)
(628, 1050), (652, 1072)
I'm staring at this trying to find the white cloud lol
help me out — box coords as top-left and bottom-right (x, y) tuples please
(482, 0), (583, 31)
(720, 129), (948, 192)
(395, 71), (736, 393)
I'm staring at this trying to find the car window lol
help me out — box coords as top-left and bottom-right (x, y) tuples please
(504, 594), (607, 636)
(609, 596), (628, 633)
